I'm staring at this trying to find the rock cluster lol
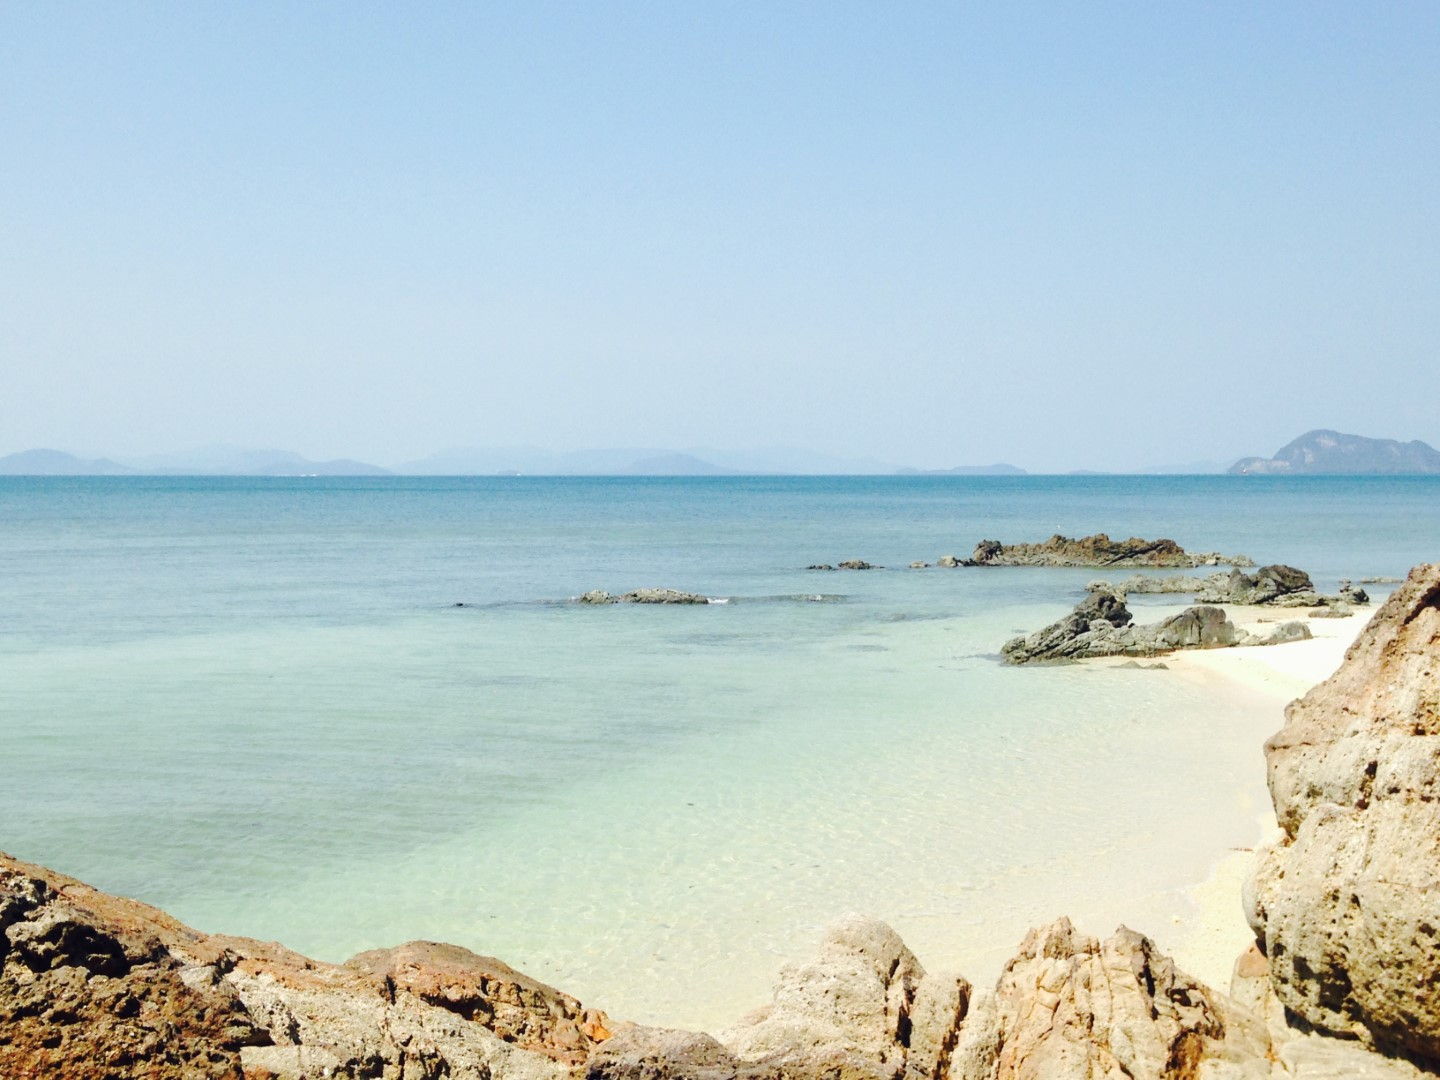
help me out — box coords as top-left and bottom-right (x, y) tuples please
(1000, 590), (1309, 665)
(579, 589), (711, 605)
(808, 561), (879, 571)
(0, 855), (597, 1080)
(1247, 563), (1440, 1069)
(961, 534), (1254, 569)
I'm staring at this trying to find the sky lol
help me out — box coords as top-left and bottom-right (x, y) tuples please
(2, 2), (1438, 471)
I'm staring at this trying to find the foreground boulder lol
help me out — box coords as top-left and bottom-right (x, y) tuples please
(951, 919), (1269, 1080)
(348, 942), (612, 1065)
(1001, 591), (1309, 664)
(0, 854), (590, 1080)
(964, 534), (1253, 569)
(1247, 563), (1440, 1068)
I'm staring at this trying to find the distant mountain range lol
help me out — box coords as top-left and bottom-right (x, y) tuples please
(1229, 430), (1440, 475)
(0, 447), (390, 477)
(4, 432), (1438, 476)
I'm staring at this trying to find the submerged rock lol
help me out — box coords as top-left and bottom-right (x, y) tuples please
(837, 560), (879, 570)
(963, 533), (1253, 568)
(937, 555), (961, 568)
(806, 564), (835, 572)
(579, 589), (711, 605)
(1248, 563), (1440, 1067)
(1001, 590), (1310, 664)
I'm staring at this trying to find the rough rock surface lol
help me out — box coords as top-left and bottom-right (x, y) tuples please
(1086, 573), (1212, 596)
(579, 589), (711, 605)
(348, 941), (612, 1065)
(964, 534), (1253, 569)
(1195, 566), (1324, 607)
(0, 854), (586, 1080)
(1247, 563), (1440, 1068)
(950, 919), (1269, 1079)
(720, 914), (965, 1080)
(1001, 591), (1310, 664)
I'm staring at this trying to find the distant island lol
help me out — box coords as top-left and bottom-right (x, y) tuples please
(1230, 430), (1440, 475)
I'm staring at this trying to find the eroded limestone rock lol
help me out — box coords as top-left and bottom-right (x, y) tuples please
(1247, 563), (1440, 1068)
(0, 854), (587, 1080)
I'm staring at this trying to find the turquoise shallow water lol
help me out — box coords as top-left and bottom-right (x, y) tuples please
(2, 475), (1437, 1026)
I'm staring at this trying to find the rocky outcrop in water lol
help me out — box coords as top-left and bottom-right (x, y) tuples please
(579, 589), (711, 605)
(1086, 573), (1212, 596)
(1000, 590), (1309, 664)
(963, 534), (1253, 569)
(1247, 563), (1440, 1069)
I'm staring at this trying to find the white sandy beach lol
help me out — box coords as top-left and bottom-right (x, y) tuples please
(1141, 601), (1372, 993)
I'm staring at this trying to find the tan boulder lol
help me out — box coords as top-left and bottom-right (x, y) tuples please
(0, 852), (587, 1080)
(949, 919), (1269, 1080)
(347, 940), (611, 1064)
(1247, 564), (1440, 1066)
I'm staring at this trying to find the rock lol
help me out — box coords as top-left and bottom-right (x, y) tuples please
(806, 565), (836, 572)
(1247, 564), (1440, 1068)
(937, 555), (961, 568)
(720, 914), (960, 1080)
(0, 853), (587, 1080)
(1253, 620), (1311, 645)
(1085, 574), (1211, 596)
(949, 919), (1269, 1079)
(909, 561), (930, 569)
(1359, 576), (1403, 585)
(347, 941), (612, 1065)
(962, 534), (1253, 568)
(580, 589), (710, 605)
(837, 560), (879, 570)
(1000, 593), (1307, 664)
(1308, 604), (1354, 619)
(1195, 565), (1322, 607)
(1339, 580), (1371, 605)
(586, 1025), (744, 1080)
(0, 861), (261, 1079)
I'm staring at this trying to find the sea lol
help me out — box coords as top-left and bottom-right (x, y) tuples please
(2, 474), (1436, 1028)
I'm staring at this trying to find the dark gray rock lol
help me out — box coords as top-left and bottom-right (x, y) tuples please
(963, 533), (1253, 568)
(1002, 594), (1310, 664)
(1195, 565), (1322, 607)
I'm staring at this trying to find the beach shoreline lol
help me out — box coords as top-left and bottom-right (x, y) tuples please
(1126, 601), (1371, 993)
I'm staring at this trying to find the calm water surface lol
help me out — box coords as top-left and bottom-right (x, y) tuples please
(2, 475), (1436, 1026)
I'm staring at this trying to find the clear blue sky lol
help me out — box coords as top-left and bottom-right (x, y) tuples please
(3, 2), (1437, 470)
